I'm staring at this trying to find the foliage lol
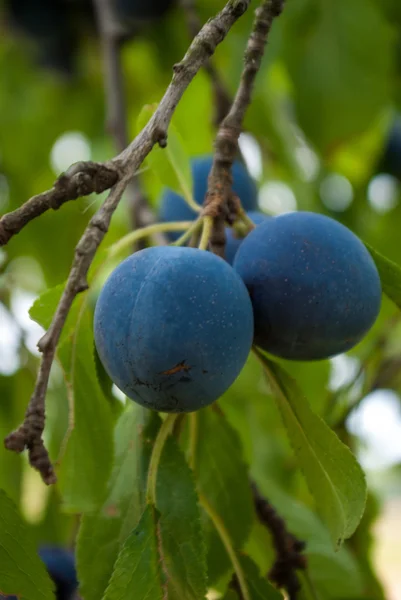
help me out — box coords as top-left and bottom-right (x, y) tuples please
(1, 0), (401, 599)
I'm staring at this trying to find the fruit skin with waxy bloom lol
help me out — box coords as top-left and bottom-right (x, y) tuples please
(233, 211), (382, 361)
(94, 246), (254, 412)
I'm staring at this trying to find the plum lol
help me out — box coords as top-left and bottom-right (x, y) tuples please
(158, 155), (258, 241)
(94, 246), (254, 412)
(233, 212), (382, 360)
(38, 547), (78, 600)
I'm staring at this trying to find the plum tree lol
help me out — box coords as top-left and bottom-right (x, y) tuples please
(1, 546), (77, 600)
(94, 246), (254, 412)
(224, 210), (268, 264)
(233, 212), (382, 361)
(158, 155), (259, 241)
(115, 0), (175, 23)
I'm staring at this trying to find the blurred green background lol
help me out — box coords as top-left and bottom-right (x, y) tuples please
(1, 0), (401, 598)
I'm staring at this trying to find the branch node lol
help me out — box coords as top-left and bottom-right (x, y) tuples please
(5, 405), (57, 485)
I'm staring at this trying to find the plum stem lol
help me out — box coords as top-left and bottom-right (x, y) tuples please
(199, 492), (251, 600)
(108, 221), (195, 258)
(188, 412), (199, 471)
(238, 209), (257, 231)
(198, 216), (214, 250)
(172, 217), (204, 247)
(146, 414), (179, 506)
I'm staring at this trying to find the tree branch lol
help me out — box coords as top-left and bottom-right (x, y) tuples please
(180, 0), (232, 126)
(3, 0), (252, 484)
(252, 483), (307, 600)
(0, 162), (118, 245)
(0, 0), (251, 249)
(203, 0), (285, 257)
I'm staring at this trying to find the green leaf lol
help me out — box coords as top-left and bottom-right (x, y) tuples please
(77, 405), (148, 600)
(257, 353), (366, 549)
(29, 283), (65, 332)
(30, 289), (115, 513)
(365, 242), (401, 310)
(238, 554), (282, 600)
(221, 555), (281, 600)
(156, 435), (207, 600)
(194, 408), (254, 584)
(281, 0), (393, 151)
(0, 489), (54, 599)
(57, 309), (114, 511)
(136, 103), (158, 132)
(102, 505), (163, 600)
(137, 104), (196, 209)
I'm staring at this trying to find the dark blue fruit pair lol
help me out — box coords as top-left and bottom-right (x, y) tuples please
(1, 546), (77, 600)
(233, 212), (382, 360)
(158, 155), (258, 241)
(94, 246), (254, 413)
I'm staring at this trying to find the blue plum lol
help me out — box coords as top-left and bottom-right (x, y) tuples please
(94, 246), (254, 412)
(39, 547), (78, 600)
(225, 211), (268, 265)
(158, 155), (258, 241)
(233, 212), (382, 361)
(1, 546), (77, 600)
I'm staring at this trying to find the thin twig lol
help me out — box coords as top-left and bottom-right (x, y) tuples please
(3, 0), (252, 483)
(203, 0), (285, 257)
(146, 414), (178, 505)
(180, 0), (232, 126)
(252, 483), (307, 600)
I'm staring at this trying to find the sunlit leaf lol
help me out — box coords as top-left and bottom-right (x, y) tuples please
(256, 352), (366, 548)
(102, 505), (163, 600)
